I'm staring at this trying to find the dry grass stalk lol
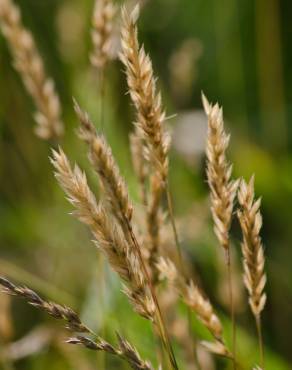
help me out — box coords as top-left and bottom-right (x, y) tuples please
(237, 177), (266, 367)
(237, 177), (266, 316)
(51, 148), (155, 321)
(202, 93), (239, 366)
(157, 258), (231, 358)
(120, 5), (170, 182)
(90, 0), (116, 71)
(75, 101), (133, 227)
(0, 0), (63, 139)
(120, 5), (171, 277)
(202, 93), (239, 253)
(0, 277), (153, 370)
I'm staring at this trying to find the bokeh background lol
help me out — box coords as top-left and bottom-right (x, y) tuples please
(0, 0), (292, 369)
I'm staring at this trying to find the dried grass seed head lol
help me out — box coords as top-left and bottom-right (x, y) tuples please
(237, 176), (267, 317)
(202, 92), (239, 251)
(74, 100), (133, 224)
(120, 5), (170, 183)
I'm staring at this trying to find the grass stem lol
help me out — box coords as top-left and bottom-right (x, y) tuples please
(256, 314), (264, 369)
(225, 248), (236, 370)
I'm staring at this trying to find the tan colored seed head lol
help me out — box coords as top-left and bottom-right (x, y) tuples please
(237, 176), (267, 317)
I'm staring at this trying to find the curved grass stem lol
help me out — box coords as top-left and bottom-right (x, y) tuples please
(225, 248), (236, 370)
(166, 181), (201, 370)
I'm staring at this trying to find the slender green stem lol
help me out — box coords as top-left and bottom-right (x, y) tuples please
(165, 181), (201, 370)
(97, 255), (106, 370)
(99, 69), (106, 130)
(125, 221), (179, 370)
(255, 314), (264, 369)
(225, 249), (236, 370)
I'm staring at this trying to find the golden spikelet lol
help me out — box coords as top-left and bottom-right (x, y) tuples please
(237, 176), (267, 317)
(74, 100), (133, 225)
(0, 0), (64, 139)
(51, 148), (155, 321)
(90, 0), (116, 70)
(120, 6), (172, 276)
(120, 5), (170, 182)
(202, 93), (239, 253)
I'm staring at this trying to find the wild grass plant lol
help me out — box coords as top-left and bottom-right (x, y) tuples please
(0, 1), (282, 369)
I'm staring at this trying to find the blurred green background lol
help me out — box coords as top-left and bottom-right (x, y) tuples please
(0, 0), (292, 369)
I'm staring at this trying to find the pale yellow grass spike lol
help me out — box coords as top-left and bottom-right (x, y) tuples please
(74, 100), (133, 226)
(120, 5), (172, 279)
(0, 0), (63, 139)
(237, 176), (266, 368)
(237, 176), (267, 316)
(203, 92), (239, 252)
(203, 92), (239, 366)
(120, 5), (170, 182)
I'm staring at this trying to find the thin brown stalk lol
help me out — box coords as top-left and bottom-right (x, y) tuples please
(0, 0), (63, 139)
(237, 177), (266, 368)
(202, 93), (239, 366)
(0, 277), (153, 370)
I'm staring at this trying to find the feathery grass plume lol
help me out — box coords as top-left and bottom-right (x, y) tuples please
(202, 93), (239, 253)
(237, 176), (266, 317)
(157, 257), (231, 358)
(120, 5), (170, 182)
(74, 101), (133, 227)
(0, 0), (64, 139)
(90, 0), (116, 70)
(51, 148), (155, 320)
(120, 6), (171, 277)
(0, 277), (153, 370)
(237, 176), (266, 368)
